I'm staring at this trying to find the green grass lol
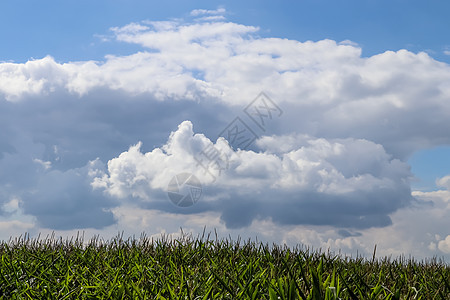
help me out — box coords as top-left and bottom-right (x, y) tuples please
(0, 232), (448, 299)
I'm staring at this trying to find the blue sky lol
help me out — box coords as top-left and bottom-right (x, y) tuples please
(1, 0), (450, 259)
(3, 0), (450, 63)
(409, 146), (450, 191)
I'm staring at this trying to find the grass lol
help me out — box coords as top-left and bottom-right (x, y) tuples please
(0, 231), (448, 299)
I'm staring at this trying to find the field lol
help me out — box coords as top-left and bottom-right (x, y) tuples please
(0, 232), (448, 299)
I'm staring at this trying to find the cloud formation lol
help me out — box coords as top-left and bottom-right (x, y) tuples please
(94, 121), (413, 229)
(0, 12), (449, 260)
(1, 18), (450, 159)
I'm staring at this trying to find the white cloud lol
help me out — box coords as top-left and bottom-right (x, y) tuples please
(436, 175), (450, 190)
(33, 158), (51, 170)
(438, 235), (450, 253)
(94, 120), (413, 229)
(0, 56), (67, 101)
(92, 121), (221, 198)
(339, 40), (359, 47)
(190, 8), (226, 17)
(110, 23), (150, 35)
(194, 15), (227, 22)
(1, 198), (20, 213)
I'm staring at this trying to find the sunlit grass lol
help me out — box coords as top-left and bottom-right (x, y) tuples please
(0, 232), (448, 299)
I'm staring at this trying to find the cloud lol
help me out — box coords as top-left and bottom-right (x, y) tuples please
(438, 235), (450, 253)
(94, 120), (413, 229)
(436, 175), (450, 190)
(194, 16), (227, 22)
(0, 220), (34, 237)
(190, 8), (226, 17)
(1, 198), (20, 214)
(21, 159), (116, 230)
(0, 56), (67, 101)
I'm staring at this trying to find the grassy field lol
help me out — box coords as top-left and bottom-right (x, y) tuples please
(0, 232), (448, 299)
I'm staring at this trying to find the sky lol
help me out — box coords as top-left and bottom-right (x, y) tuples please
(0, 0), (450, 261)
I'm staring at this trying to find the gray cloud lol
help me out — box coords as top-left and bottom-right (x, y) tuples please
(21, 160), (116, 230)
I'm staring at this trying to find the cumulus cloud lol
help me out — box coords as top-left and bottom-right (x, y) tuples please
(108, 21), (450, 158)
(0, 12), (449, 260)
(94, 120), (413, 229)
(438, 235), (450, 253)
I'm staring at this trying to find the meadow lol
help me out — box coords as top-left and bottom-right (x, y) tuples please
(0, 232), (448, 299)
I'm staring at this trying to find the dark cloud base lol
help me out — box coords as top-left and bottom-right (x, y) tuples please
(0, 90), (237, 230)
(133, 185), (413, 230)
